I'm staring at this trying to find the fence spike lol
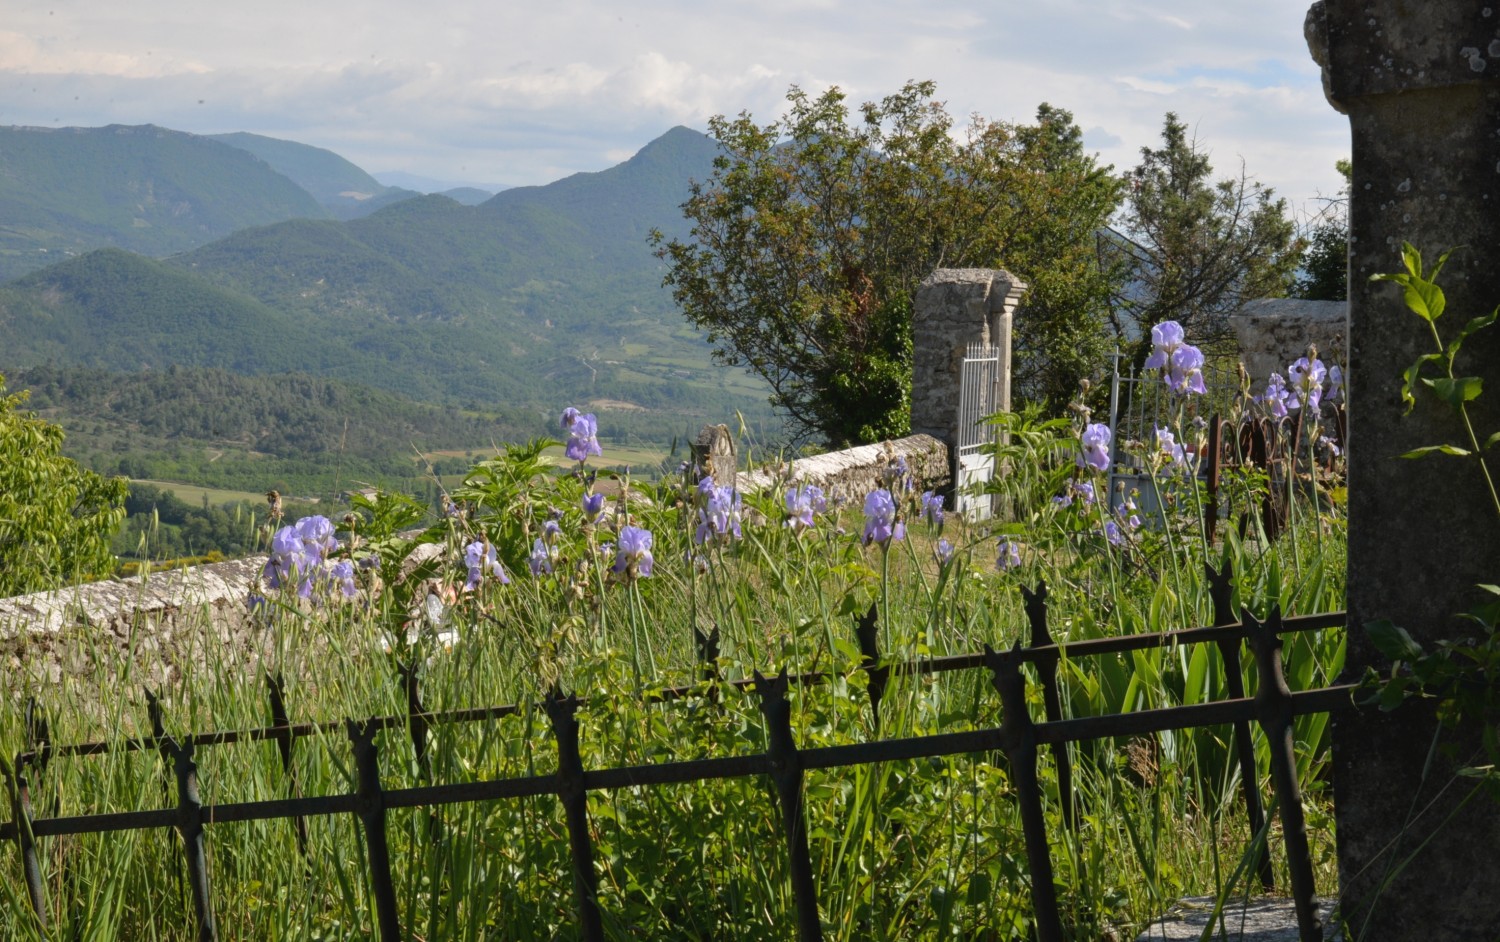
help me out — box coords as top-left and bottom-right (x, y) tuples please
(695, 623), (721, 683)
(1246, 607), (1323, 941)
(1205, 415), (1224, 542)
(753, 670), (824, 942)
(1021, 582), (1076, 832)
(265, 673), (309, 857)
(396, 662), (433, 783)
(985, 643), (1064, 942)
(6, 757), (48, 931)
(164, 739), (217, 942)
(543, 685), (604, 942)
(1206, 563), (1273, 891)
(853, 604), (888, 733)
(23, 699), (51, 779)
(347, 720), (403, 942)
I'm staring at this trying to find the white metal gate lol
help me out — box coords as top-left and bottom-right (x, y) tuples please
(956, 343), (1001, 520)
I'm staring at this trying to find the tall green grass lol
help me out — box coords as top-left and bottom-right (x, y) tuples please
(2, 422), (1346, 940)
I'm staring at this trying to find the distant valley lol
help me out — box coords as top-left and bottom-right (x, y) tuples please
(0, 122), (782, 507)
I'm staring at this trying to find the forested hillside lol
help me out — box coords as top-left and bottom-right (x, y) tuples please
(0, 125), (327, 281)
(0, 126), (777, 437)
(209, 132), (421, 218)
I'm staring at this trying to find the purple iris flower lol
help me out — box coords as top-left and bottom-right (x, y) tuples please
(529, 537), (556, 576)
(464, 540), (509, 589)
(330, 560), (358, 598)
(613, 525), (654, 578)
(996, 540), (1022, 571)
(1079, 424), (1112, 472)
(264, 517), (330, 592)
(561, 408), (603, 462)
(1155, 426), (1187, 470)
(921, 491), (945, 529)
(1145, 321), (1186, 370)
(1054, 480), (1096, 508)
(582, 491), (606, 521)
(862, 489), (904, 546)
(695, 483), (742, 545)
(785, 484), (826, 532)
(1326, 365), (1343, 402)
(1167, 344), (1208, 396)
(295, 515), (338, 556)
(1259, 373), (1291, 419)
(935, 538), (955, 565)
(1287, 356), (1327, 411)
(542, 519), (562, 542)
(1116, 498), (1142, 531)
(882, 455), (912, 492)
(1146, 321), (1207, 396)
(1103, 520), (1124, 547)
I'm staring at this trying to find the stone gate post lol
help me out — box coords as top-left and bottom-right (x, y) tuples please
(911, 268), (1027, 492)
(1307, 3), (1500, 938)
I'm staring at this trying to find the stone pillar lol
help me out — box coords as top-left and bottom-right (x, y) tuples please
(692, 424), (736, 486)
(911, 267), (1027, 458)
(1308, 4), (1500, 938)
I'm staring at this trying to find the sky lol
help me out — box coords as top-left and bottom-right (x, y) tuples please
(3, 1), (1349, 216)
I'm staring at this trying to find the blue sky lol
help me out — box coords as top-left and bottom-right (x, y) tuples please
(2, 1), (1349, 214)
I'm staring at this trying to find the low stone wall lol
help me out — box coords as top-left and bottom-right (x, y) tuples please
(736, 434), (950, 504)
(1, 435), (951, 685)
(1, 556), (272, 689)
(1230, 297), (1348, 383)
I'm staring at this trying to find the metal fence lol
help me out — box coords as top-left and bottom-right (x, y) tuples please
(957, 343), (1003, 520)
(1105, 353), (1243, 524)
(4, 565), (1349, 942)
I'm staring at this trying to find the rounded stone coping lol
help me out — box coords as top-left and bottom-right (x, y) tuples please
(0, 556), (266, 638)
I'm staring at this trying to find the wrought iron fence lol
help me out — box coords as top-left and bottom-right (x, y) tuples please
(4, 564), (1350, 942)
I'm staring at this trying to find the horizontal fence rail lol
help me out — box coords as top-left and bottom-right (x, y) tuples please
(4, 563), (1350, 942)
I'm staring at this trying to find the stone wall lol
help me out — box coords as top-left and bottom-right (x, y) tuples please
(1229, 297), (1348, 384)
(736, 434), (950, 504)
(1, 556), (273, 689)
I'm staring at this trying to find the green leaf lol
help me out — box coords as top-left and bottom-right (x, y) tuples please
(1378, 677), (1410, 712)
(1459, 307), (1499, 340)
(1485, 431), (1500, 452)
(1366, 619), (1424, 662)
(1399, 444), (1472, 458)
(1402, 241), (1424, 278)
(1422, 375), (1483, 409)
(1401, 353), (1444, 414)
(1429, 245), (1458, 281)
(1403, 276), (1446, 322)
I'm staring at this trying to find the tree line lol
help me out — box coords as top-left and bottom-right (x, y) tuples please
(654, 81), (1344, 446)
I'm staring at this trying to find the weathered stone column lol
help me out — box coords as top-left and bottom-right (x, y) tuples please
(692, 424), (736, 485)
(911, 268), (1026, 475)
(1308, 4), (1500, 938)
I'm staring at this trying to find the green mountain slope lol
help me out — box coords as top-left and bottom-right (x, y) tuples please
(10, 363), (525, 459)
(0, 248), (336, 373)
(0, 124), (328, 281)
(0, 126), (776, 435)
(209, 132), (421, 219)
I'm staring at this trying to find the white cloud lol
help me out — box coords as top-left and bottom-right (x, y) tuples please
(0, 0), (1349, 205)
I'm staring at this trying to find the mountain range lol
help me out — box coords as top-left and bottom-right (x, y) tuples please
(0, 123), (775, 441)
